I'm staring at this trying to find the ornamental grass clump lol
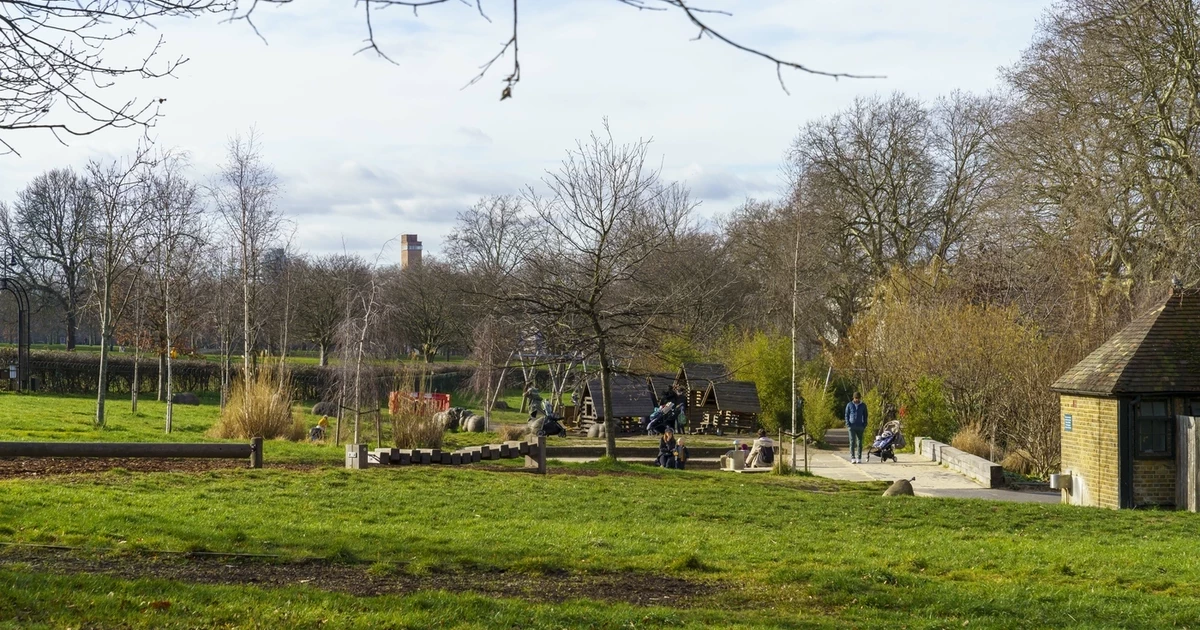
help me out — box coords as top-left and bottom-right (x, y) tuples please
(388, 370), (443, 450)
(211, 364), (305, 441)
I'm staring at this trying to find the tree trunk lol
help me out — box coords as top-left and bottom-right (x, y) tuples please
(319, 343), (328, 367)
(65, 307), (77, 351)
(157, 352), (166, 401)
(595, 329), (617, 459)
(131, 340), (140, 413)
(95, 300), (111, 428)
(164, 285), (174, 434)
(242, 234), (253, 392)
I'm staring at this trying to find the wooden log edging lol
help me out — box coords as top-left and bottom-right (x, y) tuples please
(0, 437), (264, 469)
(367, 435), (547, 475)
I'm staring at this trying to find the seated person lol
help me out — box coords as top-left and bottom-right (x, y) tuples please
(309, 415), (330, 441)
(745, 429), (774, 468)
(673, 438), (689, 470)
(656, 428), (677, 467)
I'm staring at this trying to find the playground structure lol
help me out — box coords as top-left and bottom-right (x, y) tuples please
(574, 363), (764, 436)
(346, 435), (547, 474)
(0, 438), (264, 468)
(0, 277), (31, 391)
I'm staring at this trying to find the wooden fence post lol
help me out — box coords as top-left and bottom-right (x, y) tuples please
(250, 437), (263, 469)
(525, 434), (546, 474)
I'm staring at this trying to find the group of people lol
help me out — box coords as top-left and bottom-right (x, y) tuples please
(655, 428), (690, 469)
(645, 384), (688, 435)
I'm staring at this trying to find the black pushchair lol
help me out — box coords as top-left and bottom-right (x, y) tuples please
(529, 404), (567, 438)
(866, 420), (904, 463)
(645, 403), (681, 435)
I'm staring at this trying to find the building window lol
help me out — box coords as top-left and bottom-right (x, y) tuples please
(1135, 399), (1173, 458)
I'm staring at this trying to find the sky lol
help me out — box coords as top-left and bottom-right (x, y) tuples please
(0, 0), (1055, 262)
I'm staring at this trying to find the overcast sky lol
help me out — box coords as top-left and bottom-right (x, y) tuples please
(0, 0), (1053, 262)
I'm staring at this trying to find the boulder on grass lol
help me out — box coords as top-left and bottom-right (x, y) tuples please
(171, 392), (200, 406)
(463, 415), (486, 433)
(432, 411), (453, 432)
(883, 478), (915, 497)
(492, 400), (510, 411)
(312, 401), (338, 416)
(587, 422), (607, 439)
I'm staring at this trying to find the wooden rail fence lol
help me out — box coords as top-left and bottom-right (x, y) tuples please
(0, 438), (264, 468)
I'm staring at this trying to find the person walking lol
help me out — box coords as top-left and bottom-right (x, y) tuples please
(844, 392), (868, 464)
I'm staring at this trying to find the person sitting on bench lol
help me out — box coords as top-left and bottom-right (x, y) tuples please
(745, 429), (774, 468)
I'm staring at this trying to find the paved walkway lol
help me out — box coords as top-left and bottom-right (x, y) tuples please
(803, 444), (1060, 504)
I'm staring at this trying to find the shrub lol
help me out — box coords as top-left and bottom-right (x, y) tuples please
(210, 365), (304, 440)
(862, 388), (885, 442)
(389, 371), (444, 450)
(727, 331), (792, 432)
(498, 424), (527, 442)
(950, 425), (991, 459)
(903, 377), (956, 443)
(800, 377), (837, 443)
(1001, 449), (1038, 476)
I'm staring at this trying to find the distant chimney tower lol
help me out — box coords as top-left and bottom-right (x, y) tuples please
(400, 234), (423, 269)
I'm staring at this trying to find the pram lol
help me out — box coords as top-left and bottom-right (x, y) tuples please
(645, 402), (682, 435)
(866, 420), (904, 463)
(529, 401), (567, 438)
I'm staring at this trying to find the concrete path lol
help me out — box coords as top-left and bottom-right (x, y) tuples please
(805, 442), (1060, 504)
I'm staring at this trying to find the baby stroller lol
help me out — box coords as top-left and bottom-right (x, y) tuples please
(528, 396), (567, 438)
(645, 403), (680, 435)
(867, 420), (904, 463)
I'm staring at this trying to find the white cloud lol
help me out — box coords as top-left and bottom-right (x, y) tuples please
(0, 0), (1053, 259)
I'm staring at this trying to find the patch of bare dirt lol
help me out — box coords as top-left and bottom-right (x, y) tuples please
(0, 457), (316, 479)
(0, 548), (723, 607)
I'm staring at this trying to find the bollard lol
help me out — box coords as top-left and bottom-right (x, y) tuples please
(345, 443), (368, 469)
(524, 434), (546, 475)
(250, 437), (263, 469)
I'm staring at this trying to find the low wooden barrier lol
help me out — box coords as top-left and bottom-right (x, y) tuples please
(352, 435), (546, 474)
(0, 438), (264, 468)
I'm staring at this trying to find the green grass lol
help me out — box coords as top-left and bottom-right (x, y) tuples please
(4, 393), (1200, 627)
(1, 465), (1200, 627)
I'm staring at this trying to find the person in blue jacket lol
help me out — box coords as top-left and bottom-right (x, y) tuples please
(844, 392), (868, 464)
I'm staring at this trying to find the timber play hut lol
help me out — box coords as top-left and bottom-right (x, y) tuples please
(578, 374), (657, 434)
(697, 380), (763, 434)
(1051, 287), (1200, 509)
(674, 363), (762, 434)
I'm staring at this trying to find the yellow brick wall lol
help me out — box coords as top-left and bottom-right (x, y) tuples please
(1059, 395), (1120, 509)
(1133, 459), (1176, 506)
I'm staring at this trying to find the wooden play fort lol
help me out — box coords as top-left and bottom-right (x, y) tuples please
(574, 363), (763, 435)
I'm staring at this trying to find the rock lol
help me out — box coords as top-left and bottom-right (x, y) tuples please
(463, 415), (486, 433)
(492, 400), (510, 411)
(312, 401), (338, 416)
(883, 478), (915, 497)
(171, 392), (200, 406)
(586, 422), (607, 439)
(432, 411), (453, 432)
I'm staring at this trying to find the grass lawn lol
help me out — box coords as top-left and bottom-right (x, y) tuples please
(3, 392), (1199, 628)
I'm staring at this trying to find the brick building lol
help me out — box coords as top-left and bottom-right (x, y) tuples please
(1051, 287), (1200, 509)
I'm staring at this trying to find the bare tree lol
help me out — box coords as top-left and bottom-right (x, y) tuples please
(87, 150), (152, 427)
(294, 254), (371, 366)
(212, 129), (282, 389)
(145, 152), (205, 433)
(0, 168), (93, 349)
(385, 259), (466, 363)
(512, 122), (697, 458)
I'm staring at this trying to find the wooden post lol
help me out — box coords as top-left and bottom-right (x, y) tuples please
(250, 437), (263, 469)
(525, 434), (546, 474)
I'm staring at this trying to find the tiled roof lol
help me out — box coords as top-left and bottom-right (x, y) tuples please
(1052, 289), (1200, 396)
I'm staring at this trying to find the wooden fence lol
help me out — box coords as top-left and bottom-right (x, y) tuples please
(0, 437), (264, 468)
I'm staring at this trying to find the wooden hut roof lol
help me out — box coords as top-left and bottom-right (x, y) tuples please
(648, 374), (676, 402)
(582, 375), (656, 418)
(1052, 288), (1200, 396)
(676, 363), (731, 392)
(700, 380), (762, 414)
